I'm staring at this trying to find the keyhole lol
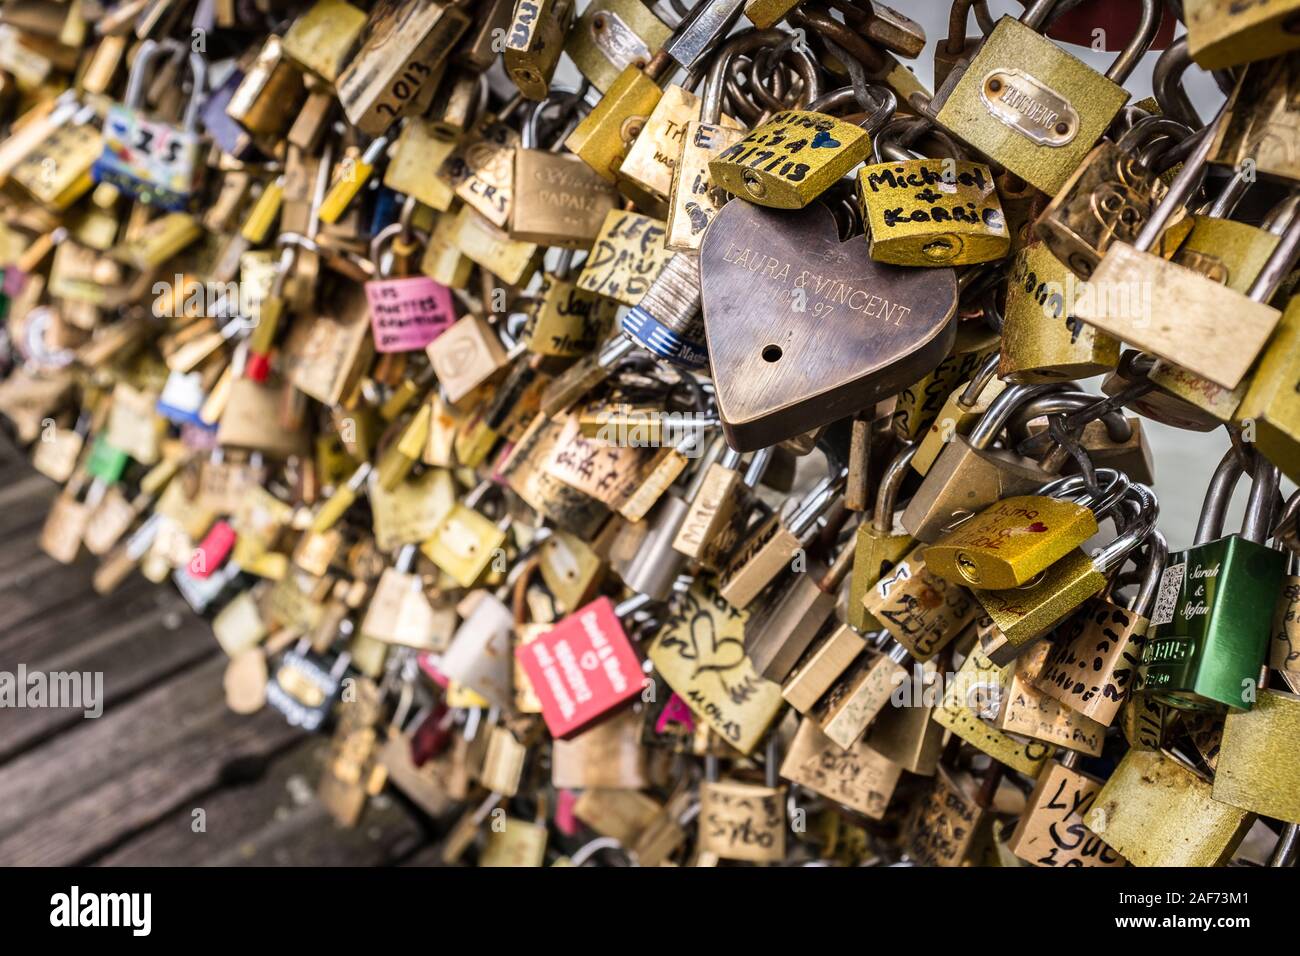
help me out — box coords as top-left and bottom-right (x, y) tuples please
(955, 552), (981, 585)
(762, 345), (782, 363)
(742, 170), (767, 198)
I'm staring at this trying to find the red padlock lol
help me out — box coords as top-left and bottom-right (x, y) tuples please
(514, 595), (645, 739)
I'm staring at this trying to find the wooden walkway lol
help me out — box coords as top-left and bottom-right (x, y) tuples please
(0, 437), (434, 866)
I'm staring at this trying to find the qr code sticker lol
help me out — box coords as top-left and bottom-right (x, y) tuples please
(1150, 562), (1185, 626)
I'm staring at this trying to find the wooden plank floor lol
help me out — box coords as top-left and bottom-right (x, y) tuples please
(0, 435), (431, 866)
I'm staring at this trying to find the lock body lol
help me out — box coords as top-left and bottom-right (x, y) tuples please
(858, 159), (1009, 267)
(926, 494), (1098, 590)
(1139, 535), (1287, 713)
(932, 17), (1130, 196)
(710, 109), (873, 209)
(95, 106), (202, 211)
(1000, 243), (1121, 384)
(974, 547), (1107, 662)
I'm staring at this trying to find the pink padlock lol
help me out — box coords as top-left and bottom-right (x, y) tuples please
(514, 595), (647, 740)
(191, 520), (236, 578)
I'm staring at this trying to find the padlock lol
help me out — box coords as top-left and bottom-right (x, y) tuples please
(848, 441), (917, 633)
(646, 575), (784, 755)
(449, 204), (542, 288)
(1083, 749), (1253, 867)
(511, 94), (620, 248)
(861, 541), (979, 662)
(700, 199), (959, 451)
(1006, 751), (1124, 868)
(932, 640), (1052, 775)
(745, 537), (855, 683)
(359, 545), (444, 650)
(1034, 113), (1196, 280)
(8, 97), (102, 212)
(698, 742), (786, 863)
(709, 83), (895, 210)
(925, 470), (1118, 591)
(225, 35), (307, 139)
(265, 642), (352, 731)
(718, 458), (845, 609)
(1213, 686), (1300, 824)
(503, 0), (575, 100)
(933, 0), (992, 89)
(857, 123), (1009, 267)
(334, 0), (469, 138)
(999, 241), (1121, 384)
(514, 593), (646, 738)
(1235, 291), (1300, 485)
(901, 383), (1072, 543)
(910, 351), (1006, 476)
(565, 0), (746, 182)
(426, 312), (510, 404)
(1079, 110), (1300, 391)
(281, 0), (369, 84)
(975, 477), (1158, 665)
(1139, 449), (1287, 713)
(93, 40), (207, 211)
(665, 31), (782, 254)
(782, 715), (902, 821)
(1035, 531), (1167, 727)
(811, 637), (912, 750)
(991, 636), (1106, 755)
(930, 0), (1159, 196)
(422, 480), (511, 588)
(1184, 0), (1300, 70)
(672, 447), (770, 572)
(905, 761), (1002, 867)
(565, 0), (670, 93)
(780, 620), (867, 714)
(1210, 53), (1300, 185)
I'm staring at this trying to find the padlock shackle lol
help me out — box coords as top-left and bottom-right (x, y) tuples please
(1019, 0), (1058, 31)
(806, 84), (896, 134)
(1248, 202), (1300, 304)
(1129, 530), (1167, 617)
(1104, 0), (1159, 85)
(945, 0), (994, 53)
(1194, 448), (1244, 546)
(873, 442), (918, 533)
(1007, 391), (1133, 448)
(958, 352), (1001, 408)
(1242, 461), (1281, 545)
(1134, 98), (1231, 252)
(968, 382), (1072, 451)
(1094, 483), (1158, 574)
(124, 39), (180, 110)
(742, 446), (773, 487)
(1153, 34), (1203, 130)
(702, 31), (785, 124)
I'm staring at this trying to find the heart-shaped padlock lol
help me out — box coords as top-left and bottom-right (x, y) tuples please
(699, 200), (960, 451)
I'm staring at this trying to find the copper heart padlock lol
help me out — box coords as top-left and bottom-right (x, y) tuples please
(699, 200), (960, 451)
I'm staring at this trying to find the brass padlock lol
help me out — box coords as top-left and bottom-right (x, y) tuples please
(1035, 531), (1167, 727)
(858, 130), (1009, 267)
(930, 0), (1158, 196)
(975, 478), (1157, 665)
(710, 84), (894, 210)
(999, 241), (1121, 384)
(511, 95), (620, 247)
(503, 0), (575, 100)
(1083, 749), (1252, 867)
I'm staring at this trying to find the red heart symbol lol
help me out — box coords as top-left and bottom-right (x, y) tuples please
(1027, 522), (1049, 533)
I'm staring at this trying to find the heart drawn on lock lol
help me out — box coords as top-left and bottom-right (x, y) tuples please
(700, 201), (960, 451)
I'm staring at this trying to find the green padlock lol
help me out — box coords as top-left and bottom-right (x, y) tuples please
(1138, 449), (1287, 713)
(86, 434), (130, 484)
